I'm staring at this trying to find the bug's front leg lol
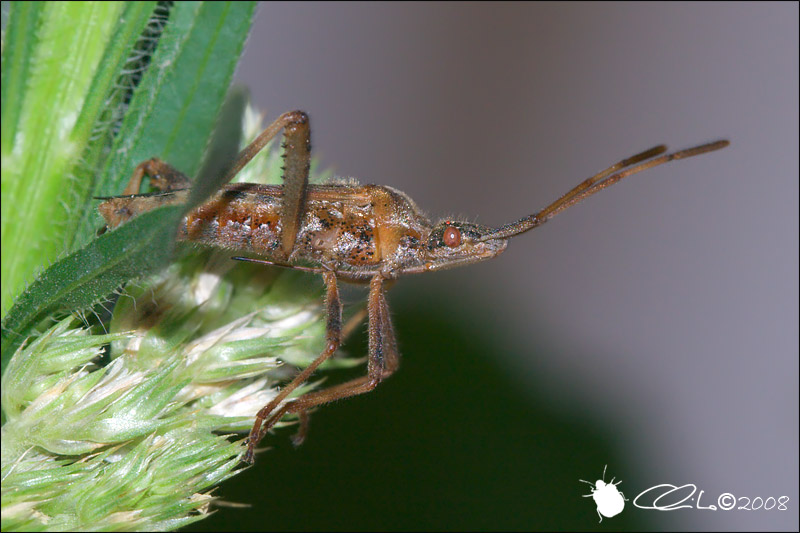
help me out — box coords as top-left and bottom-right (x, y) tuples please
(243, 275), (400, 463)
(121, 158), (192, 195)
(98, 159), (194, 230)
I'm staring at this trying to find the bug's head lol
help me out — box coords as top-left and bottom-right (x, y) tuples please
(421, 220), (509, 270)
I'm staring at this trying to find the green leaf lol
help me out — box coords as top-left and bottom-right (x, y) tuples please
(2, 1), (257, 374)
(61, 1), (160, 249)
(1, 205), (183, 375)
(188, 85), (247, 208)
(1, 1), (131, 314)
(0, 2), (46, 156)
(91, 1), (258, 199)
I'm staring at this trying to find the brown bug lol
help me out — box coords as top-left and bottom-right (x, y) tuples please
(98, 110), (728, 464)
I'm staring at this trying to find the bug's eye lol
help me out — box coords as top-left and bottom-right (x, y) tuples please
(443, 226), (461, 247)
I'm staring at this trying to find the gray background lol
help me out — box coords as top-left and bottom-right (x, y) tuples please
(224, 3), (796, 531)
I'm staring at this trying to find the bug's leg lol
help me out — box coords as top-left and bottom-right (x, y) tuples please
(122, 158), (192, 195)
(288, 305), (369, 446)
(247, 275), (400, 456)
(276, 113), (311, 260)
(340, 306), (369, 343)
(242, 270), (342, 464)
(97, 158), (192, 231)
(220, 110), (311, 260)
(293, 411), (311, 446)
(281, 305), (368, 446)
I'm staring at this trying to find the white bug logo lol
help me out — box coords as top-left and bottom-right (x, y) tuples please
(580, 465), (628, 522)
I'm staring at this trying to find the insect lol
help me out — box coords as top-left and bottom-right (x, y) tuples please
(98, 110), (728, 464)
(580, 465), (628, 522)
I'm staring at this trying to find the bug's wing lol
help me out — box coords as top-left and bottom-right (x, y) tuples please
(305, 186), (372, 204)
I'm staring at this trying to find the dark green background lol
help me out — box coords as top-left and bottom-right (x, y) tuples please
(190, 282), (649, 531)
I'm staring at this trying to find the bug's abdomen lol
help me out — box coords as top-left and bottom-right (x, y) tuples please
(181, 189), (284, 256)
(178, 185), (381, 266)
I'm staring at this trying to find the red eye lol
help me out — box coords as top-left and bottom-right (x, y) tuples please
(443, 226), (461, 247)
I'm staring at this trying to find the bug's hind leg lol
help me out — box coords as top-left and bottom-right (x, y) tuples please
(122, 158), (192, 195)
(276, 112), (311, 260)
(121, 110), (310, 201)
(220, 110), (311, 260)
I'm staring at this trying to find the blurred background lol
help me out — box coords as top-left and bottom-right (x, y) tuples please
(191, 3), (798, 531)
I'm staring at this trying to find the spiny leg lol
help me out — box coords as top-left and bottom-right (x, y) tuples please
(220, 110), (311, 260)
(244, 275), (400, 462)
(121, 158), (192, 195)
(243, 270), (342, 464)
